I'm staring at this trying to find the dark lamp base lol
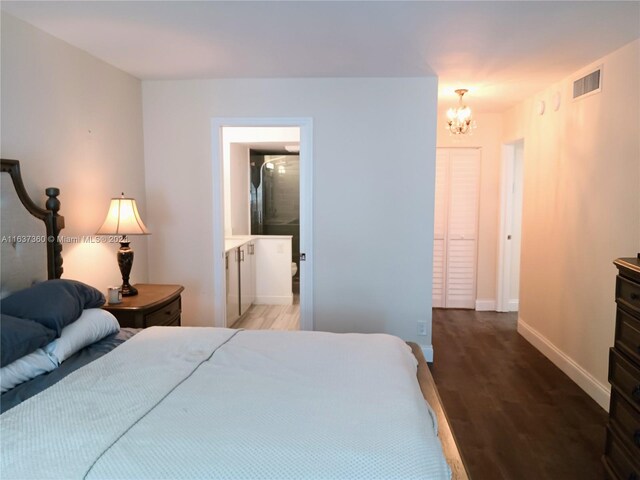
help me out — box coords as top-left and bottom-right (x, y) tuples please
(121, 282), (138, 296)
(117, 240), (138, 296)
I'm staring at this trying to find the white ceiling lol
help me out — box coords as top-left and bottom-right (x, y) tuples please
(2, 1), (639, 112)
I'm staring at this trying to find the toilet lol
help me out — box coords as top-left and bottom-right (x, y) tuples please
(291, 262), (298, 277)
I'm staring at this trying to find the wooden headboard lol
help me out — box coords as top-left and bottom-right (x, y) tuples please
(0, 159), (65, 297)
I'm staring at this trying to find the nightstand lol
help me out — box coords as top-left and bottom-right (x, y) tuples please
(102, 284), (184, 328)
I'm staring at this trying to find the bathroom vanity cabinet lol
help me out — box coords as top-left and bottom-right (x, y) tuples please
(225, 248), (240, 325)
(239, 242), (255, 315)
(226, 240), (255, 325)
(225, 236), (293, 327)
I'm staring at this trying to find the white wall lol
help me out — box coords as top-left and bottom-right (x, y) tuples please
(437, 113), (504, 309)
(229, 143), (250, 235)
(1, 14), (148, 292)
(143, 78), (438, 353)
(503, 39), (640, 410)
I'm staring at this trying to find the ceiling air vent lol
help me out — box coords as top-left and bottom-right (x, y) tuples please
(573, 67), (602, 99)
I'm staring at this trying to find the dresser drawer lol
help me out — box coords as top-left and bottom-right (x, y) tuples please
(604, 427), (640, 480)
(602, 457), (619, 480)
(609, 349), (640, 409)
(146, 297), (181, 327)
(610, 390), (640, 457)
(617, 275), (640, 316)
(616, 307), (640, 366)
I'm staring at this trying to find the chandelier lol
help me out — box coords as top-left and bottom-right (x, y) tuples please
(446, 89), (475, 135)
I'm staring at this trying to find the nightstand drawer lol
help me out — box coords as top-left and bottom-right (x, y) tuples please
(616, 307), (640, 366)
(146, 297), (181, 327)
(609, 349), (640, 409)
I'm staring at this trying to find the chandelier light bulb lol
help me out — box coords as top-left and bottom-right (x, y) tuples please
(446, 89), (475, 135)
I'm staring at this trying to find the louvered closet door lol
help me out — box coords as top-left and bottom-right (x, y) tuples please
(432, 150), (449, 308)
(432, 148), (480, 309)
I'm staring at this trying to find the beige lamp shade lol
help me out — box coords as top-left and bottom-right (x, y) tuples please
(96, 195), (150, 236)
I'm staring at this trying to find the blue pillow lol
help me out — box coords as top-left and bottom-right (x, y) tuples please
(1, 314), (57, 367)
(0, 280), (105, 336)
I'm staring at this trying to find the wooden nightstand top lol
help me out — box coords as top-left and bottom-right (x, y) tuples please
(103, 284), (184, 311)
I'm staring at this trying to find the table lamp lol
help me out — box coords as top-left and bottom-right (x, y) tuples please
(96, 193), (150, 296)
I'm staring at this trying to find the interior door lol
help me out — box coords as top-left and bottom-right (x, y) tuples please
(433, 148), (480, 309)
(497, 140), (524, 312)
(432, 150), (449, 308)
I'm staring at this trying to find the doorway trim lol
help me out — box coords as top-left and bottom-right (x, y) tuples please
(211, 117), (314, 330)
(496, 139), (524, 312)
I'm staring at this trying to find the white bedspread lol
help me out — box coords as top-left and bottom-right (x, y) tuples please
(1, 327), (451, 479)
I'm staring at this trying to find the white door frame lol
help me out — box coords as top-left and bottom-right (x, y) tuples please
(211, 117), (314, 330)
(496, 139), (523, 312)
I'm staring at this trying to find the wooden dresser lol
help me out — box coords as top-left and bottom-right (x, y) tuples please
(603, 258), (640, 480)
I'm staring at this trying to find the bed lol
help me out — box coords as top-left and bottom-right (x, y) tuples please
(0, 159), (468, 479)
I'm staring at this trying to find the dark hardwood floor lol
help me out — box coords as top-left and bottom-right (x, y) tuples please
(429, 309), (608, 480)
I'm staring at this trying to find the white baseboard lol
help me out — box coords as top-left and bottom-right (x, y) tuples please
(507, 299), (519, 311)
(254, 295), (293, 305)
(475, 299), (496, 311)
(517, 317), (610, 411)
(421, 344), (434, 363)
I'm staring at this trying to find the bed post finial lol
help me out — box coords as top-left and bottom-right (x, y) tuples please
(45, 187), (64, 278)
(45, 188), (61, 213)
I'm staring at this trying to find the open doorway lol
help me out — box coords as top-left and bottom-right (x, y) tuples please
(497, 139), (524, 312)
(211, 118), (313, 331)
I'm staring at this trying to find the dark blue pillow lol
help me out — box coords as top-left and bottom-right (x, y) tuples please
(0, 280), (105, 336)
(1, 314), (57, 366)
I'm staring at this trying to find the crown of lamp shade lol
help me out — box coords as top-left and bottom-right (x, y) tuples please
(96, 196), (150, 236)
(96, 194), (149, 297)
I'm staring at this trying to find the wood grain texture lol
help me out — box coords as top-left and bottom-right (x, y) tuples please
(430, 308), (608, 480)
(605, 259), (640, 479)
(231, 294), (300, 330)
(409, 342), (470, 480)
(102, 284), (184, 311)
(102, 284), (183, 328)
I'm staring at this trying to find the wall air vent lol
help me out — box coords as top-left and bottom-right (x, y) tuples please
(573, 67), (602, 100)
